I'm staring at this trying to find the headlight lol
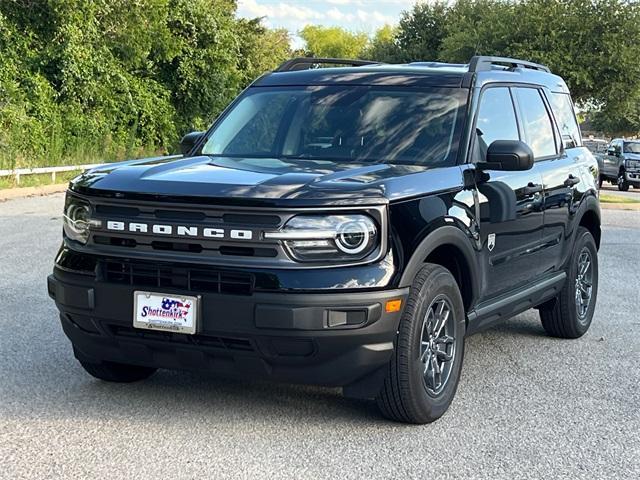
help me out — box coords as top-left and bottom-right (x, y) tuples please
(265, 214), (379, 262)
(63, 195), (99, 244)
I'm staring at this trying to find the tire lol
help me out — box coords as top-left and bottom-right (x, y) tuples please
(618, 171), (629, 191)
(78, 358), (157, 382)
(539, 227), (598, 339)
(376, 264), (465, 424)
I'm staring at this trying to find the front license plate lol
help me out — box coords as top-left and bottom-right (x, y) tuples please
(133, 291), (199, 335)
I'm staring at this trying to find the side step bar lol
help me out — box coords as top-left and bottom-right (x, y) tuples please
(466, 272), (566, 335)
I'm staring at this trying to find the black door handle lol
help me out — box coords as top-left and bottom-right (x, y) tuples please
(564, 175), (580, 187)
(523, 182), (543, 195)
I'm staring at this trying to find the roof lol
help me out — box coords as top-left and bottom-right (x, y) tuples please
(253, 56), (570, 94)
(255, 66), (466, 88)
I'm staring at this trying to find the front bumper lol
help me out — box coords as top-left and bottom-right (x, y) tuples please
(625, 170), (640, 185)
(48, 267), (407, 396)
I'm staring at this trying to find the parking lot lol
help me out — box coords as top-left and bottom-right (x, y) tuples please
(1, 193), (638, 479)
(599, 183), (640, 201)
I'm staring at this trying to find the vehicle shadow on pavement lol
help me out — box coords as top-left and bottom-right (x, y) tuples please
(3, 347), (386, 425)
(487, 315), (548, 338)
(2, 315), (551, 426)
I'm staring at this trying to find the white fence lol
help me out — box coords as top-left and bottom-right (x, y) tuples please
(0, 164), (104, 185)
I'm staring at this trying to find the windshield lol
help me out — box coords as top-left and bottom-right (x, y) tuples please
(624, 142), (640, 154)
(201, 86), (466, 166)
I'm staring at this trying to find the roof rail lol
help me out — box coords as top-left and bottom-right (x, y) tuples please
(275, 57), (380, 72)
(468, 56), (550, 73)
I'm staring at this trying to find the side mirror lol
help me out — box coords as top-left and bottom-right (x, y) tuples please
(179, 131), (205, 155)
(478, 140), (534, 171)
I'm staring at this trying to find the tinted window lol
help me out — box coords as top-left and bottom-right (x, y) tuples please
(221, 94), (291, 155)
(202, 86), (466, 167)
(476, 87), (519, 151)
(550, 93), (581, 147)
(624, 142), (640, 154)
(514, 88), (557, 158)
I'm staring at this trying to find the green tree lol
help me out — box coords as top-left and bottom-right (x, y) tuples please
(300, 25), (368, 59)
(236, 19), (291, 86)
(390, 0), (640, 134)
(440, 0), (640, 106)
(392, 1), (449, 62)
(0, 0), (293, 170)
(362, 24), (398, 62)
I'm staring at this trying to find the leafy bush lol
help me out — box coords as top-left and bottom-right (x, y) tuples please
(0, 0), (290, 170)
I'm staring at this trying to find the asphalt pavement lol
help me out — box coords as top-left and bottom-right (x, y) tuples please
(1, 193), (638, 479)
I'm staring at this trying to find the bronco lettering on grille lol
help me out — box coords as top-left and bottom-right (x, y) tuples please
(105, 221), (253, 240)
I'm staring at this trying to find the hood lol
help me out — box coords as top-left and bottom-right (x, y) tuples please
(625, 152), (640, 161)
(70, 155), (462, 206)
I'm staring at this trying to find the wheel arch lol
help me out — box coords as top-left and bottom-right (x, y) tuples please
(577, 195), (601, 250)
(399, 226), (480, 312)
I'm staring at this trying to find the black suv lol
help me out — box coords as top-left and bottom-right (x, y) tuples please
(48, 56), (601, 424)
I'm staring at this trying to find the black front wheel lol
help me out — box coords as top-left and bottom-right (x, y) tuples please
(376, 264), (465, 424)
(618, 171), (630, 191)
(539, 227), (598, 338)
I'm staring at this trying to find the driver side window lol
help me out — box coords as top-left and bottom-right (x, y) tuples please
(609, 140), (621, 155)
(474, 87), (520, 162)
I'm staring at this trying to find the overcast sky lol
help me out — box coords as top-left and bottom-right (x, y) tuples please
(237, 0), (418, 48)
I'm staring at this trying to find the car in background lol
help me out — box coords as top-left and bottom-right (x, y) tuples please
(600, 138), (640, 191)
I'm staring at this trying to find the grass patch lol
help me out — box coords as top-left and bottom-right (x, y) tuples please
(0, 170), (83, 190)
(599, 193), (640, 204)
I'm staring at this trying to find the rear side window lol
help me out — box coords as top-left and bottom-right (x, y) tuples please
(513, 88), (557, 158)
(474, 87), (519, 160)
(550, 93), (581, 147)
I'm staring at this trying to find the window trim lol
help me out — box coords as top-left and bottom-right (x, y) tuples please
(511, 86), (561, 162)
(547, 91), (582, 148)
(468, 84), (522, 164)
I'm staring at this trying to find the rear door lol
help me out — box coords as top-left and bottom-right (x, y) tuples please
(520, 88), (582, 274)
(472, 86), (546, 299)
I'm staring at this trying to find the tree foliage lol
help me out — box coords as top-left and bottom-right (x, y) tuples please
(300, 25), (368, 59)
(3, 0), (640, 170)
(325, 0), (640, 136)
(374, 0), (640, 135)
(0, 0), (290, 170)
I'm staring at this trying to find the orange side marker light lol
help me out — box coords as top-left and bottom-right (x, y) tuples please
(385, 299), (402, 313)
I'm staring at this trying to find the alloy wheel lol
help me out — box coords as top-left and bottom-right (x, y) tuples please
(575, 247), (593, 322)
(419, 295), (456, 396)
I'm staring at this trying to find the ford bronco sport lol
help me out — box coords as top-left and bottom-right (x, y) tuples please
(48, 56), (601, 424)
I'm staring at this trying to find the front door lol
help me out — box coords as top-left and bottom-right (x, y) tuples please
(602, 140), (621, 177)
(472, 86), (546, 300)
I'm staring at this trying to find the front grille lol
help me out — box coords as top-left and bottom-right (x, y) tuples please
(88, 200), (286, 262)
(100, 260), (255, 295)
